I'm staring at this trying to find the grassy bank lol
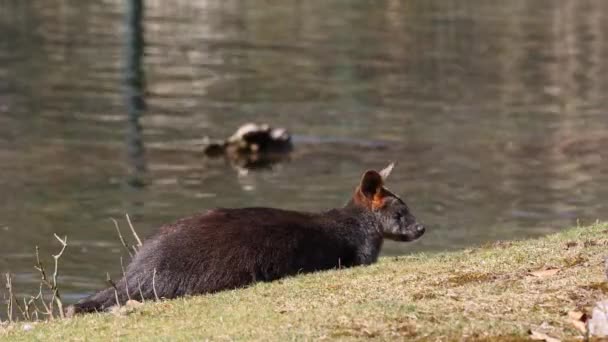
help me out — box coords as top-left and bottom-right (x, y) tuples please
(2, 223), (607, 341)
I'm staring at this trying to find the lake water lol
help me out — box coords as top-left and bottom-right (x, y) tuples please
(1, 0), (607, 305)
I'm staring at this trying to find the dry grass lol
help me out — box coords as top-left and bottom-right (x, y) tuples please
(2, 223), (607, 341)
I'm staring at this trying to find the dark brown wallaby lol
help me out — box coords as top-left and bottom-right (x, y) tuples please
(68, 163), (425, 315)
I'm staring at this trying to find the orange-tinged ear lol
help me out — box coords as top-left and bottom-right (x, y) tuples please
(353, 170), (386, 210)
(360, 170), (382, 197)
(371, 191), (387, 210)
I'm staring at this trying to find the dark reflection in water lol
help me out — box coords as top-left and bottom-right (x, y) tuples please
(0, 0), (607, 305)
(125, 0), (147, 187)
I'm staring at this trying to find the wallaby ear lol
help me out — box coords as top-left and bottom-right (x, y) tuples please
(359, 170), (383, 199)
(378, 162), (395, 181)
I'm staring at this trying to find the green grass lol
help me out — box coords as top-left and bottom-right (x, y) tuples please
(2, 223), (607, 341)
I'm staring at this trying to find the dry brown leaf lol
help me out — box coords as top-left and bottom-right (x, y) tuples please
(567, 310), (588, 334)
(528, 268), (560, 278)
(569, 319), (587, 334)
(529, 330), (561, 342)
(567, 310), (586, 321)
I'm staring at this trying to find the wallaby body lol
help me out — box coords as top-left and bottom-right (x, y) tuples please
(70, 164), (425, 314)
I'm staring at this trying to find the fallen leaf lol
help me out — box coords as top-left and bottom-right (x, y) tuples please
(528, 268), (560, 278)
(569, 319), (587, 334)
(567, 310), (586, 321)
(529, 330), (561, 342)
(566, 311), (587, 335)
(589, 300), (608, 337)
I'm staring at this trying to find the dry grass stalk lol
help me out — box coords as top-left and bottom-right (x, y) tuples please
(112, 218), (134, 258)
(125, 213), (142, 249)
(137, 277), (145, 303)
(152, 268), (159, 301)
(120, 257), (131, 301)
(106, 273), (120, 308)
(4, 273), (13, 323)
(4, 272), (38, 322)
(4, 223), (124, 323)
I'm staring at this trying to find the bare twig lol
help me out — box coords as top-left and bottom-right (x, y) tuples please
(137, 277), (145, 303)
(28, 290), (43, 321)
(12, 297), (26, 321)
(34, 246), (52, 319)
(5, 273), (30, 321)
(112, 218), (133, 258)
(51, 234), (67, 319)
(4, 273), (13, 323)
(120, 257), (131, 301)
(106, 273), (120, 307)
(35, 283), (51, 319)
(34, 246), (47, 284)
(125, 213), (142, 248)
(22, 297), (31, 321)
(23, 295), (37, 321)
(152, 268), (159, 301)
(33, 234), (68, 319)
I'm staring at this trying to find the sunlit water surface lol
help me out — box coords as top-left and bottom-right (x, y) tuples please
(1, 0), (607, 304)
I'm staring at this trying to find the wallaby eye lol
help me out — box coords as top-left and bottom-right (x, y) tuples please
(393, 213), (402, 220)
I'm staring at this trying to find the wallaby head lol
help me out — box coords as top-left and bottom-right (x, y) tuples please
(350, 163), (425, 242)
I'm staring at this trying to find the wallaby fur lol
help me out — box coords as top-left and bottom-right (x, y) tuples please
(68, 163), (425, 315)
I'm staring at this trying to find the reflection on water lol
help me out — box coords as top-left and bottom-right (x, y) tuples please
(125, 0), (147, 187)
(1, 0), (607, 304)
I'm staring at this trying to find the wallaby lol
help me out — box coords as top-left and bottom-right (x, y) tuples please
(68, 163), (425, 315)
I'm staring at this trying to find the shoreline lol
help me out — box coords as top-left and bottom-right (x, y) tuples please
(3, 223), (606, 341)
